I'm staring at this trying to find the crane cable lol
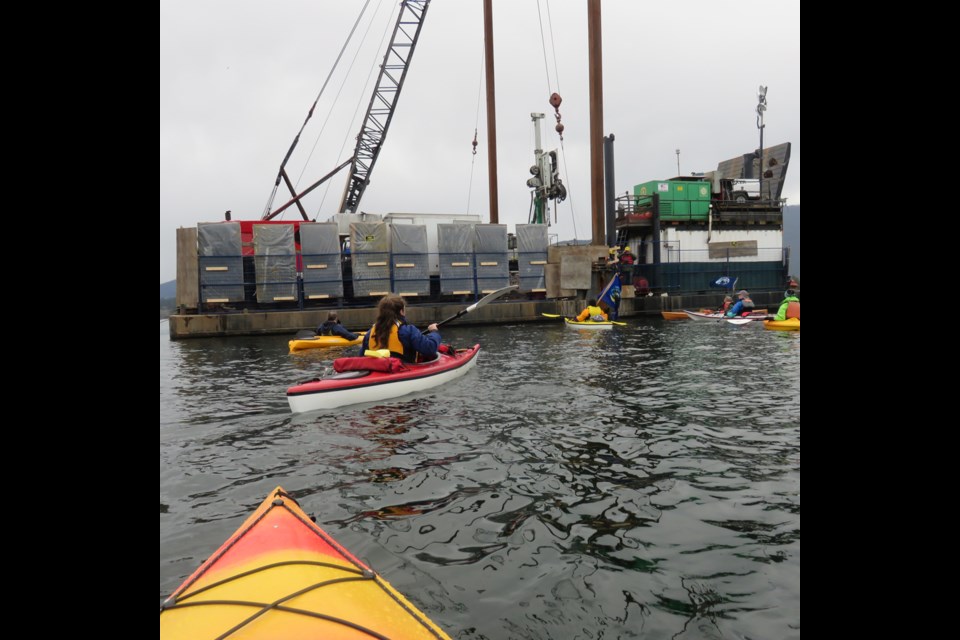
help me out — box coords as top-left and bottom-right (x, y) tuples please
(262, 0), (374, 219)
(466, 54), (484, 214)
(536, 0), (578, 241)
(296, 0), (390, 217)
(316, 0), (397, 219)
(302, 0), (393, 220)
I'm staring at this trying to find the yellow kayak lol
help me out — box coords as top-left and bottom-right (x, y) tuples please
(289, 332), (365, 352)
(160, 486), (451, 639)
(564, 317), (625, 329)
(763, 318), (800, 331)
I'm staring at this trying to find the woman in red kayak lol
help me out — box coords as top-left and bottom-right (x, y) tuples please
(361, 294), (441, 362)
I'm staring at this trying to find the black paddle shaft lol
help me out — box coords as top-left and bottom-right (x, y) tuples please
(427, 285), (519, 332)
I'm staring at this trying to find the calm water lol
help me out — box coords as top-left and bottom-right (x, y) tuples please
(159, 316), (800, 639)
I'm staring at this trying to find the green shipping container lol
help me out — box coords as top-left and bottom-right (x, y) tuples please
(660, 200), (691, 221)
(634, 180), (666, 198)
(634, 180), (710, 219)
(691, 182), (711, 201)
(691, 200), (710, 220)
(634, 179), (710, 201)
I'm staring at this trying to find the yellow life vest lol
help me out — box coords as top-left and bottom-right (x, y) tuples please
(587, 305), (606, 322)
(368, 322), (406, 359)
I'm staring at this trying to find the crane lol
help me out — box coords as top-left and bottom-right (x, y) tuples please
(262, 0), (431, 221)
(339, 0), (431, 213)
(527, 113), (566, 225)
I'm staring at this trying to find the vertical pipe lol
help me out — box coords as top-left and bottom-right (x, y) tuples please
(759, 125), (764, 201)
(652, 195), (662, 264)
(483, 0), (499, 224)
(652, 194), (662, 289)
(587, 0), (604, 246)
(603, 134), (616, 246)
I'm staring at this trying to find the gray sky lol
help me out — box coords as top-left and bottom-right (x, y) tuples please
(160, 0), (800, 283)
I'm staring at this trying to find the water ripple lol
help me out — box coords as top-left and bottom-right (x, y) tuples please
(161, 319), (800, 639)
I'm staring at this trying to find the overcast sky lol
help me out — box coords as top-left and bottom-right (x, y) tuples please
(160, 0), (799, 283)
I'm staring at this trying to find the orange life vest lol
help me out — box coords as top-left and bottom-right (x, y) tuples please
(786, 300), (800, 320)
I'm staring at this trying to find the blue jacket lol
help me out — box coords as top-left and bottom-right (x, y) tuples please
(361, 319), (440, 362)
(317, 320), (359, 341)
(725, 298), (755, 317)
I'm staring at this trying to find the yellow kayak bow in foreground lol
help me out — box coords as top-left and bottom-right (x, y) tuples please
(160, 486), (451, 639)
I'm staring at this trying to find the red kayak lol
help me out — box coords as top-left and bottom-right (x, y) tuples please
(683, 309), (769, 322)
(287, 344), (481, 413)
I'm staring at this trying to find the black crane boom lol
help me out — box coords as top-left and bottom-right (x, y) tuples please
(338, 0), (431, 213)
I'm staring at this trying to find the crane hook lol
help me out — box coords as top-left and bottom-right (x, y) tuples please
(550, 93), (564, 141)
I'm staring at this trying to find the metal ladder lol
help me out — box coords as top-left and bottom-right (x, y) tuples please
(615, 228), (628, 250)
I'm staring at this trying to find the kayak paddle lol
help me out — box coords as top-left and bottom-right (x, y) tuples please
(431, 285), (519, 331)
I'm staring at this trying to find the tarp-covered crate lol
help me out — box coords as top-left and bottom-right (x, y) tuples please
(390, 224), (430, 297)
(253, 224), (298, 302)
(438, 223), (476, 295)
(351, 223), (391, 297)
(474, 224), (509, 293)
(515, 224), (548, 292)
(198, 222), (244, 303)
(300, 222), (343, 300)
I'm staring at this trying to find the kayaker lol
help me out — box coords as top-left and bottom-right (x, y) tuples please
(772, 289), (800, 321)
(361, 294), (441, 363)
(574, 299), (608, 322)
(725, 290), (755, 317)
(618, 246), (635, 281)
(316, 311), (360, 341)
(607, 246), (619, 273)
(717, 295), (733, 314)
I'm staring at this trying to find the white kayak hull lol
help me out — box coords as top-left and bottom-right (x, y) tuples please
(684, 310), (767, 322)
(287, 345), (481, 413)
(564, 318), (614, 330)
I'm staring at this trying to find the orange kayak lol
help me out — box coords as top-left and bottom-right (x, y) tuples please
(160, 486), (451, 639)
(661, 308), (725, 320)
